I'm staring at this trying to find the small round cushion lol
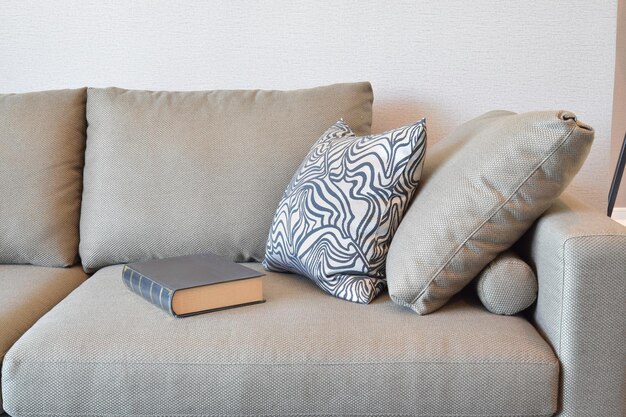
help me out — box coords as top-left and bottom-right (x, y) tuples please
(476, 251), (538, 315)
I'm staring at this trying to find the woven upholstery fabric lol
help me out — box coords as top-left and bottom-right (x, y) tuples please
(476, 251), (537, 315)
(0, 264), (86, 413)
(263, 119), (427, 304)
(80, 84), (373, 272)
(387, 110), (594, 315)
(517, 194), (626, 417)
(0, 89), (86, 266)
(3, 264), (558, 417)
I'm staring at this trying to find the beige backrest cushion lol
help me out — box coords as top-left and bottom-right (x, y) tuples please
(387, 110), (594, 314)
(80, 83), (373, 272)
(0, 88), (86, 266)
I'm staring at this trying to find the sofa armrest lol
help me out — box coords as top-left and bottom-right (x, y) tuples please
(516, 193), (626, 417)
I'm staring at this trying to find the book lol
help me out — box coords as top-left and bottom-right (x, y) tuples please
(122, 253), (265, 317)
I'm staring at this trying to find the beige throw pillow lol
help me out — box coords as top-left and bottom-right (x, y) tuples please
(387, 110), (594, 314)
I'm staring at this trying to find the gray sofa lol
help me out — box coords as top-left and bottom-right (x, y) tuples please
(0, 83), (625, 417)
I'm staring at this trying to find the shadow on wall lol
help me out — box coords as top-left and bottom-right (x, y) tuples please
(372, 100), (449, 145)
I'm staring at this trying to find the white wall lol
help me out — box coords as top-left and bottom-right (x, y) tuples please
(0, 1), (617, 210)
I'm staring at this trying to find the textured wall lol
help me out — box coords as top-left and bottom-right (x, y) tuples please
(0, 1), (617, 210)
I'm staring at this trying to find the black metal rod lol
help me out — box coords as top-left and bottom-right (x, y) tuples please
(608, 130), (626, 217)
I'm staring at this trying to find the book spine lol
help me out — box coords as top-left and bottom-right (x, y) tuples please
(122, 265), (175, 316)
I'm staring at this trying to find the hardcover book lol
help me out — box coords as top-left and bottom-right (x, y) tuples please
(122, 253), (265, 317)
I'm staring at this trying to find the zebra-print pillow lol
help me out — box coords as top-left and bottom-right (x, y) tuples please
(263, 119), (427, 304)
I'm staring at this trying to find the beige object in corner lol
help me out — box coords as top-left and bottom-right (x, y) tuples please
(387, 110), (594, 315)
(0, 88), (87, 266)
(79, 83), (373, 272)
(475, 251), (537, 315)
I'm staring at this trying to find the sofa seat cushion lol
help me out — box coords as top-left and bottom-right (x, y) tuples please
(2, 264), (559, 417)
(0, 265), (87, 413)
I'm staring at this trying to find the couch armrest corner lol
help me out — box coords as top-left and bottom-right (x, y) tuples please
(517, 193), (626, 417)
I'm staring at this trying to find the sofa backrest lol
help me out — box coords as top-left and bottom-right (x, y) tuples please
(79, 83), (373, 272)
(0, 88), (87, 267)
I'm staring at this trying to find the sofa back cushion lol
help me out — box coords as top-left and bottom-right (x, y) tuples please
(0, 88), (87, 266)
(80, 83), (373, 272)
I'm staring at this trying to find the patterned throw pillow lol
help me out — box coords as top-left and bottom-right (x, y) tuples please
(263, 119), (426, 303)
